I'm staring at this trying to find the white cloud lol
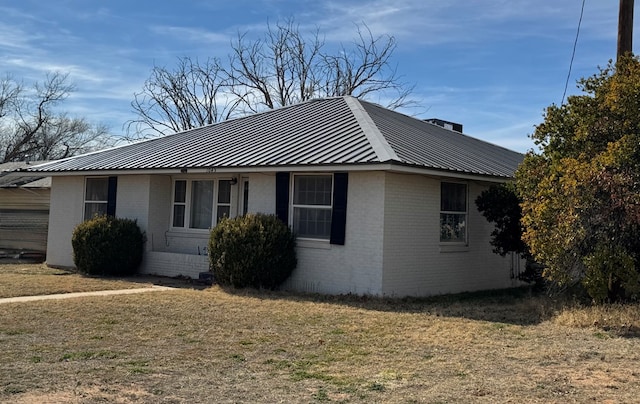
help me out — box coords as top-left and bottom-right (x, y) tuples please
(298, 0), (617, 48)
(150, 25), (231, 45)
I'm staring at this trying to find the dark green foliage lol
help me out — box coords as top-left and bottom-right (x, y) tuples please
(475, 183), (543, 288)
(475, 183), (528, 258)
(72, 215), (144, 276)
(209, 213), (296, 289)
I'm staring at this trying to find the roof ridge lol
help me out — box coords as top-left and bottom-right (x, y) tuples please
(343, 96), (398, 162)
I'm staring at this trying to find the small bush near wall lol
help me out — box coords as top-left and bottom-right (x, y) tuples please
(72, 216), (144, 276)
(209, 213), (296, 289)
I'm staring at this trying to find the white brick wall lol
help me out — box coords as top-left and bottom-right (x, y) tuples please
(46, 176), (84, 268)
(140, 251), (209, 278)
(381, 173), (518, 296)
(45, 171), (519, 297)
(146, 175), (172, 252)
(285, 171), (385, 295)
(117, 175), (151, 229)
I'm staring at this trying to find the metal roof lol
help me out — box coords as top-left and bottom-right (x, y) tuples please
(28, 96), (523, 178)
(0, 162), (51, 188)
(360, 100), (524, 177)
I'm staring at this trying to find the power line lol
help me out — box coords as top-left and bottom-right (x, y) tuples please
(562, 0), (586, 105)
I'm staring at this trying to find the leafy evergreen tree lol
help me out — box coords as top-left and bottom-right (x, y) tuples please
(516, 56), (640, 302)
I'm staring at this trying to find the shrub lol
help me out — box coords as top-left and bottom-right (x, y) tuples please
(209, 213), (296, 289)
(72, 215), (144, 276)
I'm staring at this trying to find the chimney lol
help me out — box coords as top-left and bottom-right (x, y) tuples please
(425, 118), (463, 133)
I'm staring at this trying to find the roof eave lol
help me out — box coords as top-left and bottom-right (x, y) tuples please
(30, 161), (514, 182)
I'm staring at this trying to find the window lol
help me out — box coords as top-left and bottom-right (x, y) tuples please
(217, 180), (231, 222)
(190, 180), (214, 229)
(241, 178), (249, 216)
(172, 180), (187, 227)
(440, 182), (467, 243)
(292, 175), (333, 240)
(171, 179), (233, 230)
(84, 177), (109, 220)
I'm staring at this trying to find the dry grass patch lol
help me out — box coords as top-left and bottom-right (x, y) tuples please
(0, 263), (154, 298)
(1, 269), (639, 403)
(553, 302), (640, 337)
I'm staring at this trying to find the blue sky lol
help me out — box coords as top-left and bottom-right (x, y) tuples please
(0, 1), (634, 152)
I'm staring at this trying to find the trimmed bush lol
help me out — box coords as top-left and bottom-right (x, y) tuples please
(209, 213), (296, 289)
(72, 215), (144, 276)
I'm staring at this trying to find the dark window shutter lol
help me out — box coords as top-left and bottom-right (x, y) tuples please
(275, 172), (290, 223)
(107, 176), (117, 216)
(330, 172), (348, 245)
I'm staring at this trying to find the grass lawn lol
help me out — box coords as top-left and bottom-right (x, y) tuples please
(1, 263), (639, 403)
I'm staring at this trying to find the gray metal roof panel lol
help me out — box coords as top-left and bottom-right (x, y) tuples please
(359, 99), (524, 177)
(29, 96), (522, 178)
(31, 97), (377, 172)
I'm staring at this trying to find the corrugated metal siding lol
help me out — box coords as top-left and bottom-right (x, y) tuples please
(0, 189), (50, 253)
(0, 209), (49, 252)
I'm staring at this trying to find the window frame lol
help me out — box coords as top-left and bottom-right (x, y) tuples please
(241, 177), (249, 216)
(216, 179), (232, 223)
(83, 177), (109, 220)
(439, 181), (468, 244)
(170, 178), (234, 232)
(291, 173), (334, 241)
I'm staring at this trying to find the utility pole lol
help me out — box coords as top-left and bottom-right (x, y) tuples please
(617, 0), (634, 61)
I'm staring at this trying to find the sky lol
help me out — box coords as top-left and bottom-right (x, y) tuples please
(0, 0), (635, 153)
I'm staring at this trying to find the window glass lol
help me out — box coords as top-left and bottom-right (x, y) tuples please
(172, 180), (187, 227)
(174, 180), (186, 203)
(218, 180), (231, 204)
(242, 179), (249, 216)
(170, 179), (240, 230)
(293, 175), (332, 240)
(440, 182), (467, 243)
(294, 207), (332, 239)
(440, 182), (466, 212)
(189, 180), (214, 229)
(216, 180), (232, 223)
(294, 175), (332, 205)
(84, 203), (107, 220)
(85, 177), (108, 201)
(173, 205), (185, 227)
(84, 178), (108, 220)
(440, 213), (466, 242)
(217, 206), (231, 222)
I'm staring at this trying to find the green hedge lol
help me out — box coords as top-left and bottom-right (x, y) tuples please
(209, 213), (296, 289)
(72, 215), (144, 276)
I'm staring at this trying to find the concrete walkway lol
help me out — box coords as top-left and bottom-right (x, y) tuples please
(0, 285), (176, 304)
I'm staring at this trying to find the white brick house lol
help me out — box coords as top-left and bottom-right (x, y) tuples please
(29, 96), (524, 296)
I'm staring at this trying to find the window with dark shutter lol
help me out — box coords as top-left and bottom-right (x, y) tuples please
(286, 172), (348, 245)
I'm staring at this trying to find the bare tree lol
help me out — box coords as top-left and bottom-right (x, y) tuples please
(320, 25), (414, 110)
(0, 72), (114, 163)
(224, 19), (324, 112)
(226, 20), (413, 113)
(128, 19), (415, 138)
(127, 57), (240, 139)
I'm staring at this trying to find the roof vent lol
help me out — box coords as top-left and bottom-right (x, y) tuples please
(425, 118), (463, 133)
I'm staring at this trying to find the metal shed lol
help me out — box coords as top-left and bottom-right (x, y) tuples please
(0, 162), (50, 258)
